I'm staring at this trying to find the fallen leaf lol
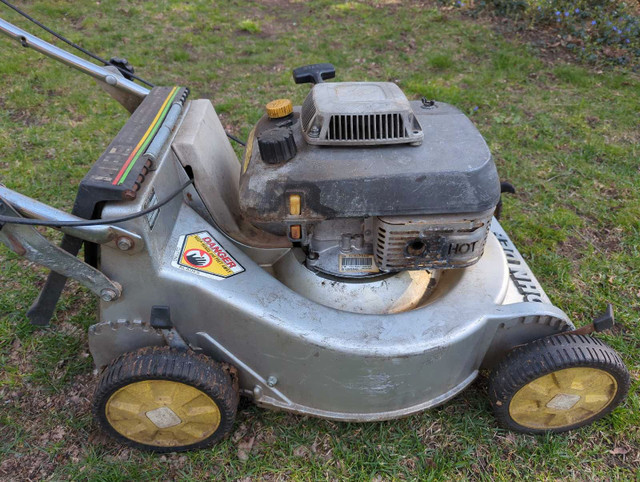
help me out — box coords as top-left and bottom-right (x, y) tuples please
(610, 447), (630, 456)
(293, 445), (309, 457)
(237, 436), (255, 462)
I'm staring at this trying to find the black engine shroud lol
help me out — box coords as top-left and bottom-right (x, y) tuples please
(240, 101), (500, 235)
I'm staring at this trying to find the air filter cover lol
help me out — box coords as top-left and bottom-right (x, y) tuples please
(301, 82), (424, 146)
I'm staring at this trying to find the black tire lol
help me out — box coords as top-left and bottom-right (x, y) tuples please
(489, 334), (630, 434)
(93, 346), (239, 452)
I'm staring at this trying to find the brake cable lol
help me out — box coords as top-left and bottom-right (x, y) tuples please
(0, 0), (154, 87)
(0, 180), (193, 227)
(0, 0), (247, 146)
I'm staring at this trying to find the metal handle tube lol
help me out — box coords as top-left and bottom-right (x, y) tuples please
(0, 17), (149, 99)
(0, 184), (143, 251)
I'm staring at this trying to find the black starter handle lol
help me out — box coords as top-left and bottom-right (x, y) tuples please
(292, 63), (336, 85)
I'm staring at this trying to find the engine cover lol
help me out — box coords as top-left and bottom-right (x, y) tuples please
(300, 82), (424, 146)
(239, 83), (500, 276)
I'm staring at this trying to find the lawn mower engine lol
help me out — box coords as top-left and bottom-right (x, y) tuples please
(240, 80), (499, 283)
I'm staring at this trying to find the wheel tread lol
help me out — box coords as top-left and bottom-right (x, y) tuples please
(93, 346), (239, 453)
(488, 334), (630, 434)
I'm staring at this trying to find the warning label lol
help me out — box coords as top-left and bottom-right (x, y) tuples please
(172, 231), (244, 280)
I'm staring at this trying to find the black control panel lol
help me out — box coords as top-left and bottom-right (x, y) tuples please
(75, 86), (189, 215)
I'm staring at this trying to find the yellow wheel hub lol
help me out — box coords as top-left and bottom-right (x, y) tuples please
(509, 367), (618, 429)
(105, 380), (221, 447)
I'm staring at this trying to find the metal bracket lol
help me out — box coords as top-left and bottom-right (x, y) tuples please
(195, 332), (293, 405)
(150, 306), (190, 351)
(0, 184), (144, 254)
(0, 199), (122, 301)
(99, 66), (146, 113)
(162, 329), (189, 351)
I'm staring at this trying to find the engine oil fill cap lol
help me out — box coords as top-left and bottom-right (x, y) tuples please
(266, 99), (293, 119)
(257, 127), (297, 164)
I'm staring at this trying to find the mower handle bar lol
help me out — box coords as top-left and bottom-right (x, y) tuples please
(0, 184), (143, 253)
(0, 17), (149, 111)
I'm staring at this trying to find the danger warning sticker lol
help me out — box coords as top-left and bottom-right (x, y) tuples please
(172, 231), (244, 280)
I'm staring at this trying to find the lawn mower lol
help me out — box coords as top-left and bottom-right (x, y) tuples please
(0, 13), (631, 453)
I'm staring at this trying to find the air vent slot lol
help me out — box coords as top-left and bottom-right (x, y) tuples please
(301, 92), (316, 131)
(326, 113), (408, 142)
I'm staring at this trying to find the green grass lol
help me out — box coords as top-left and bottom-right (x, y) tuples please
(1, 0), (639, 479)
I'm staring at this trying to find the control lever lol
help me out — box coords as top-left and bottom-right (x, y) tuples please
(565, 304), (616, 336)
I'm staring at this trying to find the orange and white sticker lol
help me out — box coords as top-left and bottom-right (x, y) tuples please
(172, 231), (244, 280)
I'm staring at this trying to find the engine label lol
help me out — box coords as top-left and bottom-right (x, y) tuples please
(172, 231), (244, 280)
(339, 254), (379, 274)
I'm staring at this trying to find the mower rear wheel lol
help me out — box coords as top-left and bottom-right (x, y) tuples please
(489, 334), (629, 434)
(93, 346), (238, 452)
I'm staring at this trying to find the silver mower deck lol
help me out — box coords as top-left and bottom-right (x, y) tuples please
(82, 99), (573, 422)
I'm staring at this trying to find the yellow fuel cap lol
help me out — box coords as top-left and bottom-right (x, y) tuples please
(266, 99), (293, 119)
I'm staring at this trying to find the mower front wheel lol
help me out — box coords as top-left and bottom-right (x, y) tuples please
(93, 346), (239, 452)
(489, 334), (630, 434)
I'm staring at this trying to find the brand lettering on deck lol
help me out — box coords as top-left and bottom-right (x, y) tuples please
(494, 231), (544, 303)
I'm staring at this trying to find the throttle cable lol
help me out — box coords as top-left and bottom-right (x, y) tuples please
(0, 179), (193, 227)
(0, 0), (247, 146)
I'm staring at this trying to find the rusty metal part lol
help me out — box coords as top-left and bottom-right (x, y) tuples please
(88, 319), (165, 368)
(562, 304), (615, 336)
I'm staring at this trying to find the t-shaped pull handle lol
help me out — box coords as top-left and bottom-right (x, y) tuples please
(292, 63), (336, 85)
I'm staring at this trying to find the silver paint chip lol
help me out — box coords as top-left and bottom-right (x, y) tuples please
(146, 406), (182, 429)
(546, 393), (581, 410)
